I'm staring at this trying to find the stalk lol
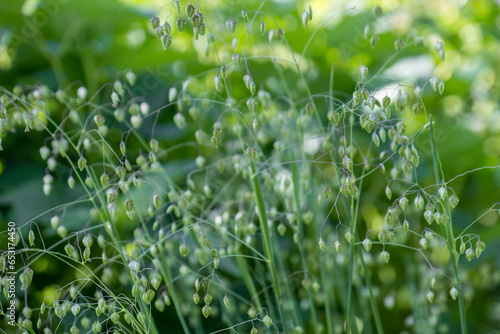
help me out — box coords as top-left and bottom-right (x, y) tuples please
(249, 160), (287, 333)
(291, 155), (319, 334)
(429, 116), (467, 334)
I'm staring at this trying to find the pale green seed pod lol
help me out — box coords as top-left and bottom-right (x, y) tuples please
(301, 10), (309, 27)
(318, 238), (325, 252)
(112, 107), (124, 122)
(232, 53), (242, 67)
(71, 304), (81, 316)
(202, 304), (212, 318)
(100, 173), (109, 187)
(64, 244), (75, 257)
(263, 315), (273, 327)
(385, 186), (392, 200)
(226, 19), (236, 33)
(465, 248), (474, 261)
(20, 268), (33, 289)
(414, 194), (424, 209)
(126, 210), (135, 220)
(149, 139), (159, 153)
(426, 290), (435, 303)
(82, 235), (92, 248)
(155, 298), (165, 312)
(324, 186), (331, 199)
(28, 230), (35, 246)
(179, 244), (189, 257)
(70, 325), (79, 334)
(399, 196), (409, 210)
(268, 28), (275, 42)
(327, 109), (340, 125)
(173, 112), (187, 129)
(39, 146), (50, 160)
(459, 241), (466, 254)
(334, 240), (341, 253)
(380, 250), (390, 263)
(153, 194), (162, 210)
(83, 247), (90, 262)
(57, 226), (68, 239)
(241, 9), (249, 22)
(204, 293), (213, 305)
(402, 160), (412, 175)
(419, 237), (428, 249)
(78, 156), (87, 171)
(363, 238), (372, 252)
(424, 210), (434, 224)
(372, 132), (380, 147)
(223, 296), (229, 308)
(439, 186), (448, 201)
(246, 146), (258, 161)
(345, 232), (354, 244)
(110, 312), (120, 324)
(260, 20), (266, 34)
(450, 287), (458, 300)
(142, 289), (155, 304)
(449, 194), (459, 208)
(247, 98), (258, 112)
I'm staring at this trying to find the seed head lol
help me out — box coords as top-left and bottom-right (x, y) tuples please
(263, 315), (273, 327)
(327, 109), (340, 125)
(385, 186), (392, 200)
(334, 240), (341, 253)
(176, 18), (186, 33)
(142, 289), (155, 304)
(424, 210), (434, 224)
(399, 196), (409, 210)
(345, 232), (354, 244)
(449, 287), (458, 300)
(226, 19), (236, 33)
(20, 267), (33, 289)
(268, 28), (275, 42)
(247, 98), (258, 112)
(174, 112), (187, 129)
(150, 16), (160, 29)
(202, 304), (212, 318)
(241, 9), (249, 23)
(179, 244), (189, 257)
(363, 238), (372, 252)
(204, 293), (213, 305)
(465, 248), (474, 261)
(301, 11), (309, 27)
(426, 290), (435, 303)
(28, 229), (35, 246)
(232, 53), (242, 66)
(380, 250), (390, 263)
(193, 293), (200, 304)
(449, 194), (459, 209)
(186, 4), (195, 19)
(419, 237), (428, 249)
(318, 238), (325, 252)
(161, 34), (172, 50)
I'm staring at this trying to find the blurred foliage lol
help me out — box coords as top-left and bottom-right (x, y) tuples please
(0, 0), (499, 333)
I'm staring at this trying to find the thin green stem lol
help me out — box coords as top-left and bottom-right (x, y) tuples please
(291, 154), (319, 334)
(249, 160), (287, 333)
(429, 116), (467, 334)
